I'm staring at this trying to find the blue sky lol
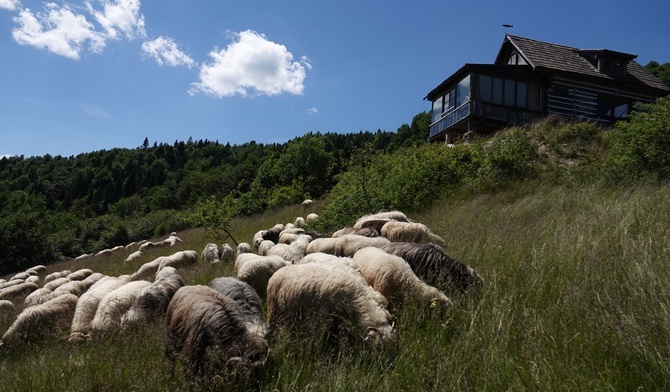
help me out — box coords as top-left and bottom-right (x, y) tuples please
(1, 0), (668, 158)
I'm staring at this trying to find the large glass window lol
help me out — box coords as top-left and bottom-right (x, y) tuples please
(432, 96), (443, 122)
(516, 81), (527, 108)
(479, 76), (535, 109)
(457, 75), (470, 107)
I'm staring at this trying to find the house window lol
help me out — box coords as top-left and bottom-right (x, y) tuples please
(457, 75), (470, 107)
(479, 75), (532, 109)
(597, 97), (629, 118)
(507, 52), (528, 66)
(432, 96), (443, 122)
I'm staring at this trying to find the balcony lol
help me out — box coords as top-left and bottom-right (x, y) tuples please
(429, 101), (471, 139)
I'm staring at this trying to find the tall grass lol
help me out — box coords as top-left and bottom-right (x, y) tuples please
(2, 183), (670, 390)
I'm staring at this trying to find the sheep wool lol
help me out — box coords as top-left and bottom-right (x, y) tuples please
(2, 294), (79, 346)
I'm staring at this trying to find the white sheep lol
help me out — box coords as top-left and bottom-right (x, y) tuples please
(10, 272), (31, 281)
(235, 242), (253, 258)
(294, 217), (306, 227)
(43, 277), (71, 291)
(0, 279), (23, 291)
(25, 275), (40, 285)
(257, 240), (275, 256)
(157, 250), (198, 271)
(235, 254), (290, 297)
(352, 247), (452, 310)
(0, 282), (39, 301)
(67, 268), (94, 281)
(44, 270), (71, 285)
(201, 243), (220, 264)
(1, 294), (79, 346)
(380, 221), (446, 246)
(266, 243), (305, 264)
(131, 257), (165, 281)
(75, 254), (92, 261)
(96, 249), (113, 257)
(353, 210), (410, 228)
(266, 262), (395, 345)
(220, 243), (234, 263)
(90, 280), (152, 335)
(121, 268), (185, 328)
(306, 213), (318, 224)
(24, 287), (54, 307)
(69, 275), (133, 342)
(337, 234), (391, 257)
(124, 250), (143, 263)
(25, 265), (47, 277)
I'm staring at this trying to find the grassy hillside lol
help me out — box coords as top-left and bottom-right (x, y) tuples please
(1, 181), (669, 390)
(2, 99), (670, 390)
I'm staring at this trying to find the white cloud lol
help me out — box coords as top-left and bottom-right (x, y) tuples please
(142, 36), (195, 68)
(307, 107), (318, 114)
(12, 4), (106, 60)
(189, 30), (309, 98)
(0, 0), (20, 11)
(79, 102), (112, 118)
(87, 0), (146, 40)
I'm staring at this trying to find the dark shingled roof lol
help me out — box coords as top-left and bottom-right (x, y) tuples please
(500, 35), (670, 93)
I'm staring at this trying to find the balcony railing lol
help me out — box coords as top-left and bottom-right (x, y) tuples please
(429, 101), (470, 139)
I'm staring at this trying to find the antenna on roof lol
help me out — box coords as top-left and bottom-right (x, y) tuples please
(503, 24), (513, 34)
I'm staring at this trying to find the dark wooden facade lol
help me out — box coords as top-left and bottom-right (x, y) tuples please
(425, 35), (670, 143)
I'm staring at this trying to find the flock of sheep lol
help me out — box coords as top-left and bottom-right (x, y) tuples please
(0, 208), (482, 385)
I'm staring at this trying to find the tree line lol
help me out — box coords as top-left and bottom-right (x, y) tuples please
(0, 112), (430, 274)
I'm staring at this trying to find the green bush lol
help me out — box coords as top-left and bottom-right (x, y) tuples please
(604, 97), (670, 180)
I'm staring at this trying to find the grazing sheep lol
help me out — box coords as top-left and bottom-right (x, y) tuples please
(332, 227), (379, 238)
(358, 219), (391, 234)
(254, 225), (283, 248)
(131, 257), (165, 281)
(382, 242), (482, 294)
(43, 277), (71, 291)
(266, 243), (305, 264)
(305, 237), (340, 255)
(90, 280), (152, 335)
(380, 221), (446, 246)
(0, 300), (16, 319)
(163, 234), (183, 247)
(165, 285), (269, 381)
(96, 249), (113, 257)
(1, 294), (79, 346)
(44, 270), (71, 285)
(220, 244), (234, 263)
(69, 275), (133, 342)
(353, 211), (410, 228)
(201, 243), (221, 264)
(10, 272), (31, 281)
(208, 277), (267, 339)
(352, 247), (452, 310)
(67, 268), (94, 281)
(0, 282), (39, 301)
(124, 250), (143, 263)
(266, 262), (395, 346)
(302, 199), (314, 206)
(121, 267), (185, 328)
(26, 265), (47, 277)
(25, 275), (40, 285)
(235, 242), (253, 258)
(75, 254), (92, 261)
(294, 217), (306, 228)
(157, 250), (198, 271)
(0, 279), (23, 291)
(306, 213), (318, 223)
(235, 254), (290, 297)
(278, 228), (306, 244)
(24, 287), (54, 307)
(337, 235), (391, 257)
(257, 240), (275, 256)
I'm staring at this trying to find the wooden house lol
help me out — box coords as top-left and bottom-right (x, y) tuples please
(425, 35), (670, 143)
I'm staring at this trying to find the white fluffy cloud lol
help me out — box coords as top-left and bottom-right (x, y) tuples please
(79, 102), (112, 118)
(189, 30), (309, 98)
(11, 0), (145, 59)
(307, 107), (318, 114)
(87, 0), (145, 40)
(0, 0), (20, 11)
(12, 4), (105, 60)
(142, 36), (195, 68)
